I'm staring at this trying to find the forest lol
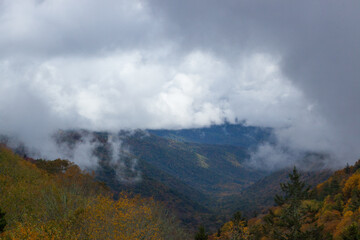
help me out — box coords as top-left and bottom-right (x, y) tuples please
(1, 144), (360, 239)
(0, 145), (187, 239)
(206, 163), (360, 239)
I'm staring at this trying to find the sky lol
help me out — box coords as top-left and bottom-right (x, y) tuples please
(0, 0), (359, 168)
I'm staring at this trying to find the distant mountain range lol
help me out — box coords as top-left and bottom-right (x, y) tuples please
(52, 125), (271, 229)
(148, 122), (274, 149)
(1, 123), (332, 230)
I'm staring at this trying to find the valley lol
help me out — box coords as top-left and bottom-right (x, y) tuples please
(49, 123), (333, 231)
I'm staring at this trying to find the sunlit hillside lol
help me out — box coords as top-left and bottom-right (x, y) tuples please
(0, 145), (188, 239)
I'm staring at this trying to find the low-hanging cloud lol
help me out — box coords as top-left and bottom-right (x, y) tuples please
(53, 130), (142, 183)
(0, 0), (359, 168)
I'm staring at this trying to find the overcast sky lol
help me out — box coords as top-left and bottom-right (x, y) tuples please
(0, 0), (359, 167)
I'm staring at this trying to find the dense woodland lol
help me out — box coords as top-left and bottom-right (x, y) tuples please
(207, 162), (360, 239)
(2, 143), (360, 239)
(0, 145), (187, 239)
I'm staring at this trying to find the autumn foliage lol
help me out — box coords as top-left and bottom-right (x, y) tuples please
(211, 161), (360, 240)
(0, 146), (187, 239)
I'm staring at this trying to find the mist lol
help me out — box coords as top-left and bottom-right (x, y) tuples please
(0, 0), (359, 169)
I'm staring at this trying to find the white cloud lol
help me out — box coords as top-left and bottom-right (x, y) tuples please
(0, 0), (359, 167)
(0, 50), (307, 131)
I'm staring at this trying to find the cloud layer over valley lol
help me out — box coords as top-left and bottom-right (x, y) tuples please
(0, 0), (359, 168)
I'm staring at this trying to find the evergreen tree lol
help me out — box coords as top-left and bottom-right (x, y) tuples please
(232, 211), (246, 225)
(195, 225), (208, 240)
(345, 163), (351, 174)
(274, 166), (309, 206)
(341, 223), (360, 240)
(0, 207), (6, 233)
(349, 189), (360, 212)
(265, 167), (325, 240)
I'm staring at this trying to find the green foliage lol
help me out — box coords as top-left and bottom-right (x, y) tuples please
(232, 211), (246, 225)
(264, 167), (326, 240)
(267, 167), (328, 239)
(0, 207), (6, 233)
(345, 163), (351, 174)
(195, 225), (208, 240)
(341, 223), (360, 240)
(274, 166), (309, 206)
(348, 189), (360, 211)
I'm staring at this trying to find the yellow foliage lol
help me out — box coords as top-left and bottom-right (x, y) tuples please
(214, 220), (250, 240)
(0, 146), (187, 240)
(73, 195), (163, 239)
(333, 211), (355, 238)
(316, 209), (341, 233)
(343, 172), (360, 199)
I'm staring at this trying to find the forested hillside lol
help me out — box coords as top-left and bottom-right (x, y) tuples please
(0, 145), (188, 239)
(149, 123), (273, 149)
(53, 129), (269, 230)
(3, 127), (332, 233)
(2, 138), (359, 240)
(221, 169), (332, 218)
(210, 160), (360, 240)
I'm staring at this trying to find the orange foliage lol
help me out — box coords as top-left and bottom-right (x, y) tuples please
(0, 146), (187, 239)
(343, 172), (360, 199)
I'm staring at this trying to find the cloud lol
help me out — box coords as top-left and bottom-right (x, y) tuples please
(0, 0), (359, 167)
(0, 0), (162, 57)
(0, 50), (304, 130)
(150, 0), (360, 163)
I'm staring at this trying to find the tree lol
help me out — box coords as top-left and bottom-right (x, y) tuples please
(274, 166), (309, 206)
(0, 207), (6, 233)
(195, 225), (208, 240)
(345, 163), (351, 174)
(341, 223), (360, 240)
(232, 211), (246, 225)
(265, 166), (325, 240)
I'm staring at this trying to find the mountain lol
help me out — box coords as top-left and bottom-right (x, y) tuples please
(210, 161), (360, 240)
(123, 131), (266, 195)
(95, 156), (213, 229)
(149, 123), (273, 149)
(1, 123), (333, 232)
(220, 168), (333, 217)
(0, 145), (188, 239)
(53, 128), (270, 230)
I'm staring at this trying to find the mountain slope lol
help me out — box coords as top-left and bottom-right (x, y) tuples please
(211, 160), (360, 240)
(95, 157), (214, 229)
(0, 145), (188, 239)
(149, 123), (273, 149)
(123, 132), (266, 195)
(53, 129), (269, 231)
(220, 168), (333, 217)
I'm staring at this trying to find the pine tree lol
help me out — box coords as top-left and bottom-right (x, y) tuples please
(0, 207), (6, 233)
(274, 166), (309, 206)
(232, 211), (246, 225)
(265, 167), (326, 240)
(349, 189), (360, 211)
(195, 225), (208, 240)
(345, 163), (351, 174)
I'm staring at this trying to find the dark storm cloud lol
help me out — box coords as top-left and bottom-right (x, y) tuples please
(149, 0), (360, 164)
